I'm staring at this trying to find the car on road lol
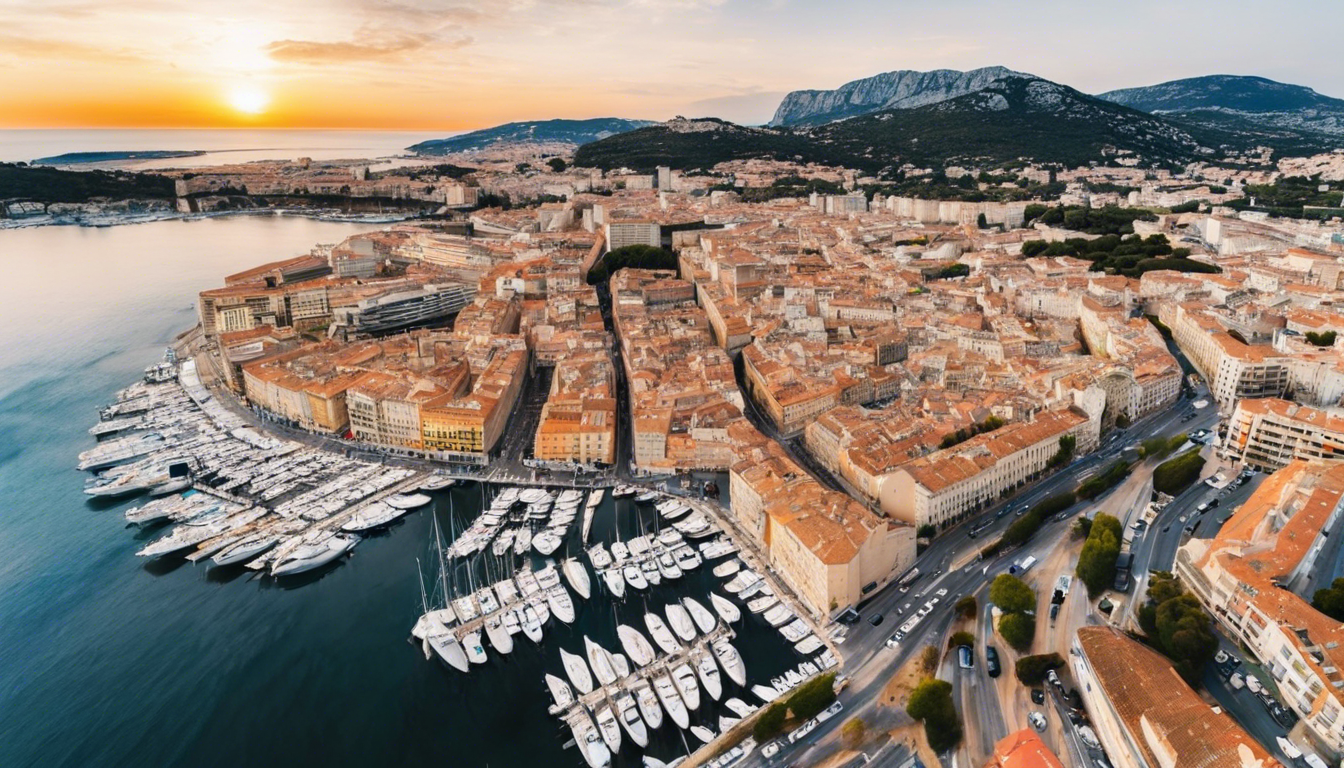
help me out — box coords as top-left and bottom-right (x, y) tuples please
(1031, 688), (1045, 704)
(816, 701), (843, 723)
(935, 588), (948, 597)
(986, 646), (1002, 678)
(1028, 711), (1047, 731)
(1162, 525), (1171, 533)
(1229, 672), (1245, 689)
(885, 633), (902, 649)
(1049, 603), (1060, 623)
(1246, 674), (1263, 694)
(787, 718), (818, 743)
(1047, 670), (1062, 689)
(958, 646), (974, 669)
(761, 742), (780, 758)
(867, 613), (884, 627)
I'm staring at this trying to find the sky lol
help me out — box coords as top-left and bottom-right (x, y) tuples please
(1, 0), (1340, 130)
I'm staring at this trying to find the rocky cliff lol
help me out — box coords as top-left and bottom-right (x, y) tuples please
(768, 66), (1023, 126)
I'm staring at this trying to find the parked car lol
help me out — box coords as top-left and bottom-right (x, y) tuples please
(958, 645), (974, 669)
(1047, 670), (1063, 689)
(885, 633), (901, 649)
(1031, 688), (1046, 704)
(986, 646), (1002, 678)
(1246, 674), (1263, 694)
(1229, 672), (1245, 689)
(867, 613), (884, 627)
(1028, 711), (1047, 731)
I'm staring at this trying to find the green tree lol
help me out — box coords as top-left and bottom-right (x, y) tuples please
(1076, 513), (1123, 596)
(998, 611), (1036, 651)
(949, 631), (976, 649)
(990, 574), (1036, 614)
(1014, 653), (1065, 685)
(1313, 578), (1344, 621)
(546, 157), (567, 172)
(586, 244), (677, 285)
(917, 524), (936, 539)
(955, 595), (978, 619)
(784, 673), (837, 721)
(1153, 451), (1206, 494)
(753, 703), (787, 741)
(1154, 594), (1218, 682)
(842, 717), (867, 748)
(1048, 435), (1076, 468)
(906, 679), (962, 753)
(1306, 331), (1337, 347)
(1072, 517), (1092, 540)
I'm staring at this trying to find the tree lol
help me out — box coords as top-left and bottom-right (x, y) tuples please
(1048, 435), (1076, 468)
(1313, 578), (1344, 621)
(785, 673), (837, 721)
(1154, 594), (1218, 682)
(1153, 451), (1206, 495)
(753, 703), (787, 741)
(919, 645), (940, 675)
(949, 631), (976, 649)
(586, 244), (678, 285)
(917, 524), (937, 539)
(907, 679), (962, 753)
(1015, 653), (1065, 685)
(842, 717), (867, 748)
(955, 595), (978, 619)
(546, 157), (568, 172)
(1072, 517), (1092, 540)
(1077, 461), (1132, 500)
(998, 611), (1036, 651)
(1076, 513), (1123, 596)
(990, 574), (1036, 614)
(1307, 331), (1337, 347)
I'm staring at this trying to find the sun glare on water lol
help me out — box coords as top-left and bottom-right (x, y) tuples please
(227, 85), (270, 115)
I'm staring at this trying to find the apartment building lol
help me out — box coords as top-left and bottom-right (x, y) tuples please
(1224, 397), (1344, 469)
(1072, 627), (1274, 768)
(605, 219), (661, 251)
(880, 408), (1098, 529)
(1176, 460), (1344, 757)
(985, 730), (1064, 768)
(1164, 302), (1290, 409)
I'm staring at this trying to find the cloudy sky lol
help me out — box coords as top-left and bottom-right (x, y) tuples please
(1, 0), (1339, 129)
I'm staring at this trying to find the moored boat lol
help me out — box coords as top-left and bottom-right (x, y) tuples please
(682, 597), (717, 634)
(710, 593), (742, 623)
(644, 612), (683, 654)
(617, 624), (657, 667)
(653, 672), (690, 729)
(615, 692), (648, 748)
(563, 558), (592, 599)
(671, 662), (701, 711)
(560, 647), (594, 694)
(712, 638), (748, 687)
(271, 533), (359, 576)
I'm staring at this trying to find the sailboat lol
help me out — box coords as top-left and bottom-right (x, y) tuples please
(563, 558), (592, 599)
(546, 673), (575, 713)
(548, 586), (576, 624)
(462, 630), (487, 665)
(484, 616), (513, 655)
(522, 605), (545, 643)
(615, 691), (649, 748)
(570, 710), (612, 768)
(617, 625), (657, 667)
(682, 597), (717, 634)
(710, 593), (741, 624)
(623, 564), (648, 590)
(603, 568), (626, 599)
(560, 647), (595, 694)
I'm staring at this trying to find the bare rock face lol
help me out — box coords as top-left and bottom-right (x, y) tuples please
(769, 66), (1023, 126)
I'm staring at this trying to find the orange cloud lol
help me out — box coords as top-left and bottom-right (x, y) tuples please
(265, 33), (469, 64)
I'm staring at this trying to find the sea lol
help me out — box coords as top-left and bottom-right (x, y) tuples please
(0, 215), (801, 767)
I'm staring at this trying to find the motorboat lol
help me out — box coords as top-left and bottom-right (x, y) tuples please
(657, 553), (682, 581)
(615, 692), (649, 748)
(634, 490), (659, 503)
(340, 501), (409, 532)
(491, 529), (516, 557)
(560, 647), (595, 694)
(585, 637), (619, 686)
(690, 725), (715, 744)
(545, 673), (574, 713)
(618, 624), (657, 667)
(712, 639), (747, 687)
(794, 636), (824, 654)
(653, 673), (690, 728)
(1277, 737), (1303, 761)
(752, 684), (780, 703)
(522, 605), (545, 643)
(712, 560), (741, 579)
(665, 604), (698, 642)
(748, 595), (778, 614)
(594, 702), (623, 754)
(710, 593), (741, 624)
(533, 530), (564, 556)
(644, 613), (683, 655)
(420, 475), (456, 491)
(763, 604), (794, 627)
(671, 662), (701, 711)
(563, 558), (592, 599)
(548, 586), (576, 624)
(77, 431), (167, 472)
(211, 533), (278, 566)
(476, 587), (501, 616)
(719, 714), (741, 733)
(462, 631), (488, 665)
(603, 568), (626, 599)
(428, 632), (470, 673)
(700, 538), (737, 559)
(656, 529), (684, 547)
(587, 489), (605, 507)
(271, 533), (359, 576)
(780, 619), (810, 643)
(623, 564), (648, 590)
(723, 571), (760, 594)
(682, 597), (717, 634)
(610, 541), (630, 562)
(484, 616), (513, 655)
(724, 698), (756, 718)
(673, 547), (701, 571)
(520, 488), (552, 505)
(530, 595), (551, 625)
(785, 669), (803, 687)
(588, 543), (613, 570)
(503, 608), (523, 636)
(641, 559), (662, 587)
(513, 527), (532, 556)
(570, 711), (612, 768)
(611, 485), (637, 498)
(385, 493), (432, 510)
(494, 578), (519, 607)
(695, 650), (723, 701)
(633, 680), (663, 730)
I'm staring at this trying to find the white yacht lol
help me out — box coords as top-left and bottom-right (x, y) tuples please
(656, 552), (682, 581)
(461, 631), (487, 665)
(588, 543), (613, 570)
(545, 673), (574, 713)
(603, 568), (626, 599)
(712, 560), (741, 579)
(340, 501), (409, 532)
(719, 714), (741, 733)
(615, 692), (649, 748)
(548, 586), (576, 624)
(570, 711), (612, 768)
(710, 593), (741, 624)
(513, 527), (532, 556)
(610, 540), (630, 562)
(585, 637), (619, 686)
(385, 493), (432, 510)
(641, 559), (662, 587)
(762, 604), (794, 627)
(752, 684), (780, 703)
(211, 534), (278, 566)
(484, 616), (513, 655)
(491, 529), (516, 557)
(522, 605), (545, 643)
(633, 680), (663, 730)
(665, 603), (698, 642)
(690, 725), (715, 744)
(271, 533), (359, 577)
(748, 595), (778, 614)
(533, 530), (564, 556)
(623, 564), (648, 591)
(617, 625), (657, 667)
(724, 698), (756, 718)
(560, 647), (595, 694)
(671, 662), (701, 711)
(419, 475), (456, 491)
(712, 638), (748, 687)
(653, 673), (690, 728)
(428, 632), (470, 673)
(594, 703), (622, 753)
(695, 651), (723, 701)
(563, 558), (592, 600)
(644, 612), (683, 655)
(682, 597), (717, 634)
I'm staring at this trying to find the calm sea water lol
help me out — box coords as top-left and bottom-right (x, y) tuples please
(0, 129), (452, 167)
(0, 217), (799, 768)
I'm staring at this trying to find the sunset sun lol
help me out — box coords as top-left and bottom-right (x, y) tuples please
(226, 85), (270, 115)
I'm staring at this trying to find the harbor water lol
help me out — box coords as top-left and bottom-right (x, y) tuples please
(0, 217), (802, 768)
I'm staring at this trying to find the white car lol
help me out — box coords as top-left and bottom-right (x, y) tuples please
(1229, 672), (1245, 690)
(935, 588), (948, 597)
(1028, 711), (1047, 731)
(816, 701), (843, 723)
(761, 742), (780, 758)
(1246, 675), (1263, 694)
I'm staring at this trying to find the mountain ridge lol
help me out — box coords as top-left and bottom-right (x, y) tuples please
(769, 66), (1023, 127)
(407, 118), (655, 155)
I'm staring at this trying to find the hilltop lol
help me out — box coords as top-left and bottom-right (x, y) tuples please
(769, 66), (1023, 127)
(407, 118), (655, 155)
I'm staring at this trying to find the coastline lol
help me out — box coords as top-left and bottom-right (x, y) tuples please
(1, 206), (422, 230)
